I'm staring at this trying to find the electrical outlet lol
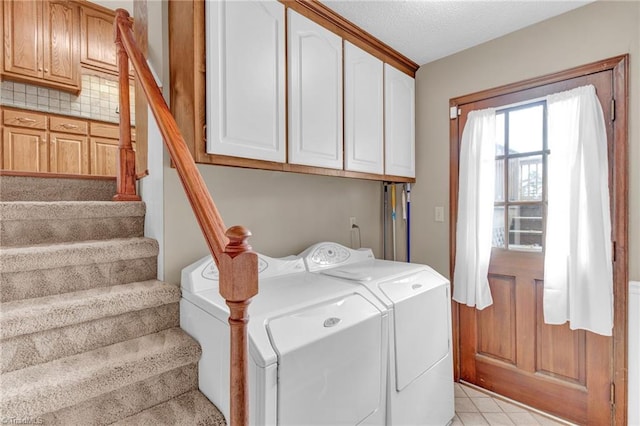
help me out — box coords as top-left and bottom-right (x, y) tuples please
(349, 217), (357, 228)
(435, 207), (444, 222)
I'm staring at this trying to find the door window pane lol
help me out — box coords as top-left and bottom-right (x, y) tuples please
(495, 159), (505, 202)
(496, 112), (505, 156)
(508, 104), (543, 154)
(508, 155), (543, 202)
(492, 206), (505, 248)
(508, 205), (543, 251)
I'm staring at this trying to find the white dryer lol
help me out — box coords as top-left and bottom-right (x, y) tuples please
(180, 253), (389, 425)
(299, 242), (455, 426)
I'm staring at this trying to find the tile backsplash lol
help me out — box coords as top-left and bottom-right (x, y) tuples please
(1, 74), (135, 124)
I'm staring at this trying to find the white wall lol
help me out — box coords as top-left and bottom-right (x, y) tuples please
(414, 0), (640, 281)
(90, 0), (133, 13)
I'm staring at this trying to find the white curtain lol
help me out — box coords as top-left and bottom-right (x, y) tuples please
(544, 85), (613, 336)
(453, 108), (496, 310)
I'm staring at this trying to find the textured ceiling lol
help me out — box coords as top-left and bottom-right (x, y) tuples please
(320, 0), (594, 66)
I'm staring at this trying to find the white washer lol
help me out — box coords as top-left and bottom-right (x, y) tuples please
(299, 242), (455, 426)
(180, 253), (389, 425)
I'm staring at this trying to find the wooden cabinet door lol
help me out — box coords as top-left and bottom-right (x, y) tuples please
(344, 41), (384, 175)
(2, 127), (48, 172)
(206, 0), (286, 163)
(2, 0), (43, 79)
(90, 136), (118, 176)
(80, 6), (117, 73)
(288, 10), (343, 170)
(49, 132), (89, 174)
(384, 64), (415, 178)
(43, 0), (80, 90)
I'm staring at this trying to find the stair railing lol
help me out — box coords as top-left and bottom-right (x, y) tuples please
(113, 9), (257, 426)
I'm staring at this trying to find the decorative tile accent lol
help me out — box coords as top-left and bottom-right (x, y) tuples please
(1, 73), (135, 124)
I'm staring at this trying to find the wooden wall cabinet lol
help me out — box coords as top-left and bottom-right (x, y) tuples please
(344, 41), (384, 175)
(288, 9), (343, 170)
(80, 4), (117, 74)
(206, 0), (286, 163)
(1, 0), (81, 93)
(384, 64), (415, 178)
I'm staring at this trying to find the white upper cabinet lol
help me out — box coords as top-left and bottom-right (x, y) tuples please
(384, 64), (415, 178)
(344, 42), (384, 175)
(206, 0), (286, 162)
(288, 10), (343, 170)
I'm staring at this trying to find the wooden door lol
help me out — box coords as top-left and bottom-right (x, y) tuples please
(2, 0), (43, 79)
(43, 0), (80, 89)
(451, 61), (627, 425)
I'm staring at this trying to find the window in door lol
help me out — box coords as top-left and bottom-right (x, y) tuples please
(492, 101), (547, 252)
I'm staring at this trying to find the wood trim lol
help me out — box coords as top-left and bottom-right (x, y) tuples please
(197, 152), (415, 183)
(133, 0), (148, 176)
(449, 54), (629, 424)
(611, 55), (629, 426)
(280, 0), (419, 77)
(0, 169), (116, 181)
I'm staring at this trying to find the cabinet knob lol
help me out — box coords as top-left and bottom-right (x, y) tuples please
(38, 67), (43, 71)
(44, 68), (49, 73)
(61, 123), (79, 129)
(17, 117), (36, 123)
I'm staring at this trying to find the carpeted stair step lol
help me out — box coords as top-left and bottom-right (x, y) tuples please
(0, 280), (179, 341)
(0, 175), (116, 201)
(0, 201), (145, 247)
(41, 364), (200, 425)
(1, 301), (179, 373)
(113, 389), (227, 426)
(0, 237), (158, 302)
(0, 327), (201, 419)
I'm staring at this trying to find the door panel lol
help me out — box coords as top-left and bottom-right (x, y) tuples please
(456, 69), (614, 425)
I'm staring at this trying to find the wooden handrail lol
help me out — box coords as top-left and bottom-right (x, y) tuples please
(113, 9), (258, 426)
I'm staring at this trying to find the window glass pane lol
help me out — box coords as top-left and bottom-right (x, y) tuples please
(492, 206), (505, 248)
(496, 112), (505, 156)
(508, 155), (543, 202)
(508, 205), (543, 251)
(495, 160), (504, 202)
(508, 104), (543, 154)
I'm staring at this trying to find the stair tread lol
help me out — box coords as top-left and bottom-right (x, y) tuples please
(1, 280), (180, 340)
(0, 201), (145, 220)
(113, 389), (226, 426)
(0, 237), (158, 272)
(0, 328), (201, 418)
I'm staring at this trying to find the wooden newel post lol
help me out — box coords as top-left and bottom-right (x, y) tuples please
(219, 226), (259, 426)
(113, 9), (140, 201)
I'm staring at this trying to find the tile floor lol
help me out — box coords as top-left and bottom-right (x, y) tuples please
(453, 383), (576, 425)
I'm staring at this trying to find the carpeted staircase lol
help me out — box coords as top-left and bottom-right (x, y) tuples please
(0, 176), (226, 425)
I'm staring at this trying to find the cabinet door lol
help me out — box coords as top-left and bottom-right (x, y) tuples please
(50, 132), (89, 175)
(80, 6), (117, 73)
(344, 42), (383, 175)
(2, 127), (48, 172)
(43, 1), (80, 89)
(90, 136), (118, 176)
(384, 64), (415, 178)
(206, 0), (285, 163)
(288, 10), (343, 169)
(2, 0), (43, 79)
